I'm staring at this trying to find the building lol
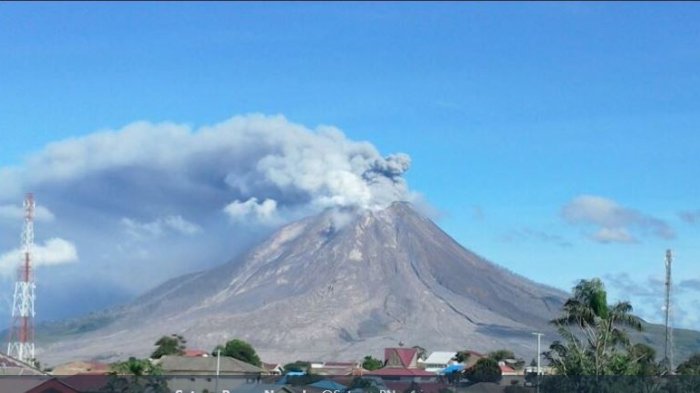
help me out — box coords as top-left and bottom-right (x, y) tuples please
(310, 361), (363, 375)
(365, 347), (436, 381)
(50, 361), (110, 376)
(459, 350), (487, 369)
(0, 352), (45, 376)
(0, 377), (81, 393)
(498, 362), (518, 376)
(418, 351), (458, 373)
(156, 355), (267, 376)
(183, 349), (210, 357)
(262, 362), (284, 375)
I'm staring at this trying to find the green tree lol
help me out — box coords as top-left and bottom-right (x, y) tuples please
(362, 355), (384, 371)
(213, 338), (262, 367)
(103, 357), (168, 393)
(677, 353), (700, 375)
(349, 377), (380, 393)
(110, 357), (162, 376)
(413, 345), (427, 361)
(627, 343), (661, 377)
(453, 351), (471, 364)
(488, 350), (525, 369)
(464, 358), (502, 383)
(283, 360), (311, 373)
(488, 349), (515, 362)
(544, 278), (644, 376)
(151, 334), (187, 359)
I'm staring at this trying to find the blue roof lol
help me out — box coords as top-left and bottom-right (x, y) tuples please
(310, 380), (348, 391)
(276, 371), (307, 384)
(442, 364), (464, 374)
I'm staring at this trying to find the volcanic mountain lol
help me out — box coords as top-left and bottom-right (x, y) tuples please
(39, 202), (569, 365)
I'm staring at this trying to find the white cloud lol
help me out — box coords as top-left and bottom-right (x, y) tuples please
(0, 203), (55, 222)
(591, 227), (634, 244)
(562, 195), (675, 243)
(224, 198), (278, 223)
(162, 215), (202, 235)
(121, 215), (202, 239)
(0, 238), (78, 277)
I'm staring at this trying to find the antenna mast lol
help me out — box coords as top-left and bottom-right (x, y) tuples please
(663, 249), (675, 374)
(6, 193), (37, 364)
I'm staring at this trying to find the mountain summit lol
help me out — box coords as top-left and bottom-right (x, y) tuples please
(40, 202), (567, 365)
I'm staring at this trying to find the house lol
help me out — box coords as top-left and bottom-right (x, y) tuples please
(498, 362), (518, 376)
(459, 350), (487, 369)
(50, 361), (110, 376)
(309, 361), (363, 375)
(418, 351), (458, 373)
(262, 362), (285, 375)
(0, 352), (46, 376)
(0, 376), (80, 393)
(0, 353), (80, 393)
(183, 349), (210, 357)
(309, 379), (348, 391)
(60, 374), (111, 393)
(156, 355), (267, 376)
(152, 354), (268, 392)
(365, 348), (436, 381)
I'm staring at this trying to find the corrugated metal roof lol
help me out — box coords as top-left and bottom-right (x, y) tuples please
(0, 353), (46, 376)
(421, 351), (457, 365)
(158, 355), (265, 374)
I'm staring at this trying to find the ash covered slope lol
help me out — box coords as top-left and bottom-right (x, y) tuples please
(40, 202), (566, 365)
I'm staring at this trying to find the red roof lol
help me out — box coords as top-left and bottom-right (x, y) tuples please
(499, 365), (516, 374)
(366, 368), (435, 377)
(385, 347), (417, 368)
(61, 375), (110, 391)
(26, 379), (79, 393)
(184, 349), (209, 357)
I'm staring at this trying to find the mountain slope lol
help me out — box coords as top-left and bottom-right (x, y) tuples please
(38, 203), (574, 365)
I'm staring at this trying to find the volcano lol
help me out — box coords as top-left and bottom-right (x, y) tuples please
(39, 202), (568, 365)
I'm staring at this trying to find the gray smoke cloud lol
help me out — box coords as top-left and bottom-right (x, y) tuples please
(0, 114), (416, 322)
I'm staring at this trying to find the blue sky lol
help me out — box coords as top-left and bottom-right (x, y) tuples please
(1, 2), (699, 328)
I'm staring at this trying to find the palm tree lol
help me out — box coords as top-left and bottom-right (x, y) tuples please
(547, 278), (643, 376)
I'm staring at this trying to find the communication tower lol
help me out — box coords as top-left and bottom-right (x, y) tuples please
(6, 193), (36, 364)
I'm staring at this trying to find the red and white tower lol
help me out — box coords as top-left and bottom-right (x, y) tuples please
(6, 193), (36, 363)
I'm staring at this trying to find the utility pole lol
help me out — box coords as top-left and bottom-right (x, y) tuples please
(7, 193), (37, 364)
(532, 332), (543, 375)
(663, 249), (675, 374)
(532, 332), (544, 391)
(215, 348), (221, 393)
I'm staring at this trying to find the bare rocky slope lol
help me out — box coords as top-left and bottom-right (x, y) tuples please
(37, 203), (585, 365)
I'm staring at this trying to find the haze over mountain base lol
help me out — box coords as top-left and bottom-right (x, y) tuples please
(34, 203), (618, 365)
